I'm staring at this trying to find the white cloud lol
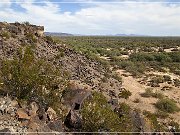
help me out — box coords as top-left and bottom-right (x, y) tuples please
(0, 0), (12, 9)
(0, 1), (180, 35)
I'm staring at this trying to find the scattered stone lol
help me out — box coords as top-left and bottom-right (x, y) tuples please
(10, 100), (18, 107)
(0, 128), (11, 135)
(29, 102), (39, 117)
(16, 108), (30, 120)
(46, 107), (57, 121)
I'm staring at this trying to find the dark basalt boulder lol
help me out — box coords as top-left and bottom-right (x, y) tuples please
(64, 110), (82, 129)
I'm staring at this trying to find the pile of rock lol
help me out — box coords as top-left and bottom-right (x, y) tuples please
(0, 96), (63, 134)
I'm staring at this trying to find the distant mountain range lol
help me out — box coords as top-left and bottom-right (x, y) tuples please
(45, 32), (73, 36)
(45, 32), (147, 37)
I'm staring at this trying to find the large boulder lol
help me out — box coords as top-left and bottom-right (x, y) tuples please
(64, 110), (82, 129)
(64, 80), (91, 110)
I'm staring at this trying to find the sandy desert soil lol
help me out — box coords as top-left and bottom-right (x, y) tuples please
(116, 69), (180, 124)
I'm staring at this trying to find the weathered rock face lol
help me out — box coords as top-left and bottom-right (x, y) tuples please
(63, 80), (91, 110)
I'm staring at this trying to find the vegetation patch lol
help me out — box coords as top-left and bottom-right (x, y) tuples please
(155, 98), (179, 113)
(141, 88), (164, 99)
(0, 47), (69, 113)
(81, 92), (133, 132)
(118, 88), (132, 99)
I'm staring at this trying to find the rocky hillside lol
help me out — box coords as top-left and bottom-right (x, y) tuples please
(0, 22), (178, 134)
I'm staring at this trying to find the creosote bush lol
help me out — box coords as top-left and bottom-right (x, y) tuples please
(155, 98), (179, 113)
(141, 88), (164, 99)
(1, 31), (10, 39)
(81, 92), (132, 132)
(118, 88), (132, 99)
(0, 47), (69, 108)
(173, 79), (180, 87)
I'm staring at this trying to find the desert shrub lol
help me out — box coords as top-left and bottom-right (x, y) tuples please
(169, 121), (180, 132)
(154, 53), (172, 62)
(23, 21), (30, 25)
(81, 92), (132, 132)
(26, 33), (37, 43)
(1, 31), (10, 39)
(141, 88), (153, 97)
(112, 73), (122, 82)
(141, 88), (164, 99)
(46, 36), (54, 43)
(173, 79), (180, 87)
(168, 52), (180, 62)
(155, 110), (169, 119)
(163, 75), (171, 82)
(101, 77), (108, 83)
(133, 98), (140, 103)
(155, 98), (179, 113)
(0, 47), (69, 103)
(129, 52), (180, 63)
(129, 53), (155, 62)
(150, 76), (164, 84)
(117, 61), (146, 76)
(114, 102), (133, 129)
(55, 51), (65, 59)
(143, 110), (165, 131)
(158, 48), (164, 52)
(118, 89), (132, 99)
(152, 91), (164, 99)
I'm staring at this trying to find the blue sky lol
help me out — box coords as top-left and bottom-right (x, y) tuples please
(0, 0), (180, 36)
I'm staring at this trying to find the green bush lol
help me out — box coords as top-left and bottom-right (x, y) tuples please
(0, 47), (69, 103)
(173, 79), (180, 87)
(141, 88), (153, 97)
(143, 110), (165, 131)
(155, 110), (169, 119)
(46, 36), (54, 43)
(112, 73), (122, 82)
(150, 76), (164, 84)
(152, 91), (164, 99)
(1, 31), (10, 39)
(118, 89), (132, 99)
(155, 98), (179, 113)
(163, 75), (171, 82)
(26, 33), (37, 43)
(23, 21), (31, 25)
(81, 92), (132, 132)
(141, 88), (164, 99)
